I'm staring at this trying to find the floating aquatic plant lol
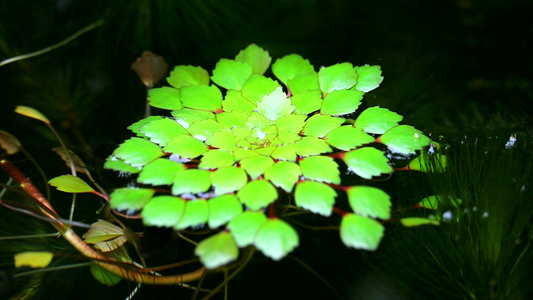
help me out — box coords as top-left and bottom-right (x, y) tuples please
(103, 44), (430, 269)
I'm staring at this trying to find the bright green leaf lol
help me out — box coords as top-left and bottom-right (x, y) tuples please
(400, 217), (440, 227)
(142, 196), (186, 227)
(235, 44), (272, 75)
(302, 114), (344, 137)
(318, 63), (358, 94)
(210, 166), (248, 195)
(270, 145), (297, 162)
(171, 109), (215, 128)
(287, 72), (320, 94)
(211, 59), (252, 91)
(354, 65), (383, 93)
(239, 155), (274, 179)
(299, 156), (340, 184)
(237, 180), (277, 210)
(241, 75), (280, 104)
(254, 218), (299, 261)
(180, 85), (223, 111)
(128, 116), (162, 138)
(216, 111), (248, 129)
(294, 181), (337, 216)
(274, 114), (307, 134)
(109, 188), (154, 211)
(206, 130), (237, 151)
(207, 194), (243, 228)
(227, 211), (268, 247)
(294, 137), (332, 156)
(187, 119), (223, 140)
(272, 54), (315, 85)
(222, 90), (256, 115)
(264, 161), (301, 192)
(257, 87), (294, 121)
(172, 169), (211, 195)
(103, 156), (141, 174)
(354, 106), (403, 134)
(137, 158), (185, 185)
(198, 150), (235, 169)
(378, 125), (430, 154)
(343, 147), (393, 179)
(347, 186), (391, 219)
(14, 251), (53, 268)
(49, 175), (94, 193)
(164, 135), (208, 158)
(290, 90), (323, 114)
(139, 118), (188, 146)
(175, 199), (209, 229)
(321, 89), (363, 116)
(408, 152), (447, 173)
(167, 65), (210, 88)
(340, 213), (384, 251)
(113, 137), (163, 167)
(195, 232), (239, 269)
(148, 87), (183, 110)
(324, 126), (375, 151)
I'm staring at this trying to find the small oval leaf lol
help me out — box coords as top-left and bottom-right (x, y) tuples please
(49, 175), (94, 193)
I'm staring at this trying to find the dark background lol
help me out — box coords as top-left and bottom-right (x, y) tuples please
(0, 0), (532, 299)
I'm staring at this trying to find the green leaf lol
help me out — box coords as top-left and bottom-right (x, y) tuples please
(137, 158), (185, 185)
(139, 118), (188, 146)
(232, 148), (260, 161)
(167, 65), (210, 88)
(49, 175), (94, 193)
(113, 137), (163, 167)
(272, 54), (315, 85)
(14, 251), (53, 268)
(241, 74), (280, 104)
(294, 181), (337, 216)
(324, 126), (375, 151)
(128, 116), (162, 138)
(354, 65), (383, 93)
(287, 73), (320, 94)
(83, 220), (127, 252)
(227, 211), (268, 247)
(354, 106), (403, 134)
(294, 137), (333, 157)
(302, 115), (344, 137)
(216, 111), (248, 129)
(245, 111), (270, 129)
(195, 232), (239, 269)
(318, 63), (358, 94)
(206, 130), (237, 151)
(222, 90), (256, 115)
(164, 135), (209, 159)
(257, 87), (294, 121)
(148, 87), (183, 110)
(15, 106), (50, 124)
(90, 264), (122, 286)
(109, 187), (154, 211)
(239, 155), (274, 179)
(264, 161), (301, 192)
(235, 44), (272, 75)
(180, 85), (223, 111)
(378, 125), (430, 154)
(274, 115), (306, 134)
(103, 156), (141, 174)
(340, 213), (384, 251)
(400, 217), (440, 227)
(270, 145), (297, 162)
(343, 147), (393, 179)
(210, 166), (248, 195)
(187, 120), (223, 140)
(299, 156), (340, 184)
(211, 59), (252, 91)
(254, 218), (299, 261)
(237, 180), (277, 210)
(320, 89), (364, 116)
(171, 109), (215, 128)
(291, 90), (323, 114)
(142, 196), (186, 227)
(417, 195), (462, 210)
(175, 199), (209, 229)
(408, 152), (447, 173)
(198, 150), (235, 169)
(207, 194), (243, 228)
(172, 169), (212, 195)
(347, 186), (391, 219)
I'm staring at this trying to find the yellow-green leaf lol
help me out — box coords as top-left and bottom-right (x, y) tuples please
(14, 251), (53, 268)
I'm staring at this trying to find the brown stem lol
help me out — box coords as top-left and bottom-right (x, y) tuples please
(0, 154), (205, 284)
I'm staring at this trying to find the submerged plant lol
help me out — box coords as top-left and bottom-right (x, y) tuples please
(103, 44), (431, 268)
